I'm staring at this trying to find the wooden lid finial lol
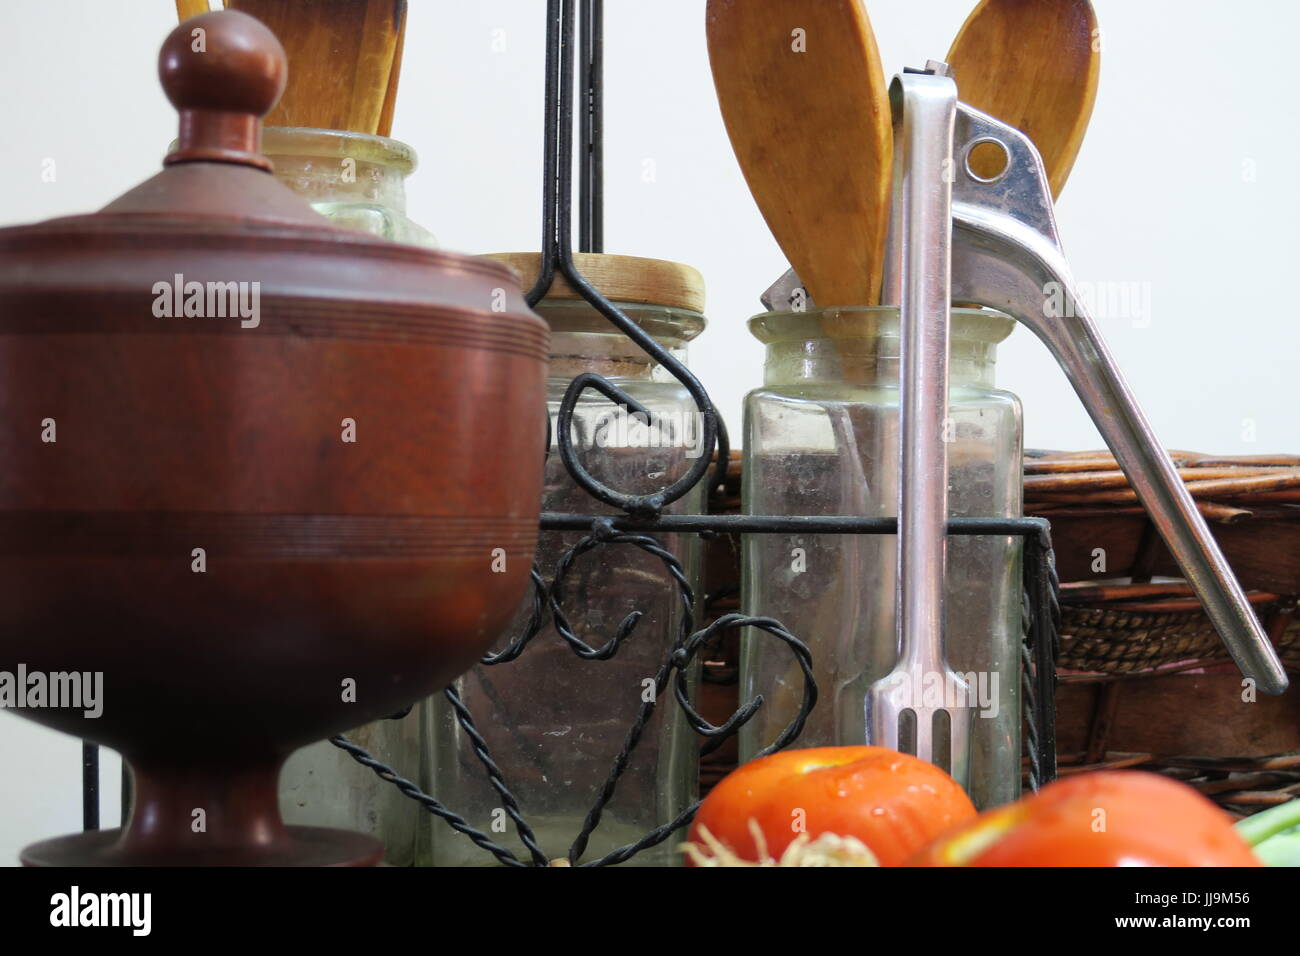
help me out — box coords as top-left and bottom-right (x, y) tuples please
(160, 10), (287, 171)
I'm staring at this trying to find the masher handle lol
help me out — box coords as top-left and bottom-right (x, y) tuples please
(949, 102), (1288, 695)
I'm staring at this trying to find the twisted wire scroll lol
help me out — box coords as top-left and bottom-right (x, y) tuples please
(335, 518), (817, 867)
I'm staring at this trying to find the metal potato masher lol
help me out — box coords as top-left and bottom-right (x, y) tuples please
(766, 63), (1289, 789)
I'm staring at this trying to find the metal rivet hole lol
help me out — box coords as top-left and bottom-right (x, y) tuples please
(964, 138), (1010, 183)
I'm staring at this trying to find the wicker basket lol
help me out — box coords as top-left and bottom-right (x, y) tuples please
(700, 450), (1300, 814)
(1056, 583), (1299, 674)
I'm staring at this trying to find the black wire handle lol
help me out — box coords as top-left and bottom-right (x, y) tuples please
(529, 0), (728, 513)
(579, 0), (603, 253)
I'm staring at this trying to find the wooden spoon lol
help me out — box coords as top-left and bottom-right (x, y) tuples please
(175, 0), (214, 19)
(947, 0), (1100, 198)
(375, 7), (406, 138)
(706, 0), (891, 306)
(224, 0), (406, 135)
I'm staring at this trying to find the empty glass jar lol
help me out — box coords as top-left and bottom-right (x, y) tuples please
(739, 306), (1023, 810)
(268, 126), (435, 865)
(261, 126), (436, 246)
(417, 253), (707, 866)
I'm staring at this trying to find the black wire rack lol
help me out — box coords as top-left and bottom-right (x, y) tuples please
(82, 0), (1060, 867)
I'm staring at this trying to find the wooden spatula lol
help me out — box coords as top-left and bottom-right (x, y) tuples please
(947, 0), (1100, 198)
(707, 0), (892, 306)
(224, 0), (406, 135)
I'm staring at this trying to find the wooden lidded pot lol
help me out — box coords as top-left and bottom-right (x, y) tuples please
(0, 11), (548, 865)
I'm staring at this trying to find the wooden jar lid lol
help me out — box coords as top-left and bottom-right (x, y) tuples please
(485, 252), (706, 314)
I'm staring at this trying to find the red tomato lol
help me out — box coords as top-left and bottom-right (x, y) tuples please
(688, 746), (977, 866)
(909, 770), (1261, 867)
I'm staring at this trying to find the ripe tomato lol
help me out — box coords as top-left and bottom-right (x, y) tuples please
(687, 746), (977, 866)
(908, 770), (1260, 867)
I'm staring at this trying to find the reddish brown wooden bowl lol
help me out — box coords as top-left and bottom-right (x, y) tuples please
(0, 10), (547, 865)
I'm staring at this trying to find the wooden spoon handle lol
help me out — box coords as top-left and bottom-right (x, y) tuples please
(226, 0), (405, 135)
(376, 5), (407, 138)
(345, 0), (406, 135)
(175, 0), (214, 20)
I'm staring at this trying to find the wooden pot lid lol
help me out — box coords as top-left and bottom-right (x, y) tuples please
(485, 252), (706, 314)
(0, 10), (540, 344)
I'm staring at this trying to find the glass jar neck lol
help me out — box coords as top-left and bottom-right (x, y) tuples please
(537, 299), (704, 383)
(261, 127), (416, 214)
(750, 306), (1014, 389)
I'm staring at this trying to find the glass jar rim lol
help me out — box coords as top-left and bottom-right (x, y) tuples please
(539, 297), (706, 345)
(260, 126), (418, 174)
(748, 305), (1015, 346)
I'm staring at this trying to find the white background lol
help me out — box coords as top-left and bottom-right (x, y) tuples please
(1, 0), (1297, 863)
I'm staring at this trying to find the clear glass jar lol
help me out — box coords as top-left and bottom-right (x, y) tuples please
(739, 306), (1023, 810)
(261, 127), (436, 246)
(268, 126), (434, 865)
(418, 255), (707, 865)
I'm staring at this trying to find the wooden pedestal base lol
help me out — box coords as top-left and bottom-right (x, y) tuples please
(22, 825), (384, 867)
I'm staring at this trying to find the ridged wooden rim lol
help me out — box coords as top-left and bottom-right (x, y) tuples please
(0, 512), (539, 559)
(0, 216), (521, 281)
(0, 292), (549, 361)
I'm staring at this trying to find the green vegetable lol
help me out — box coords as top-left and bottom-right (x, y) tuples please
(1254, 833), (1300, 867)
(1235, 797), (1300, 867)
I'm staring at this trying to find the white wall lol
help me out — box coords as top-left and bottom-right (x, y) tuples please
(1, 0), (1297, 862)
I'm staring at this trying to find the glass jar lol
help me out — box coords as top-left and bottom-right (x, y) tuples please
(417, 253), (707, 866)
(739, 306), (1023, 809)
(268, 126), (434, 866)
(261, 126), (436, 246)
